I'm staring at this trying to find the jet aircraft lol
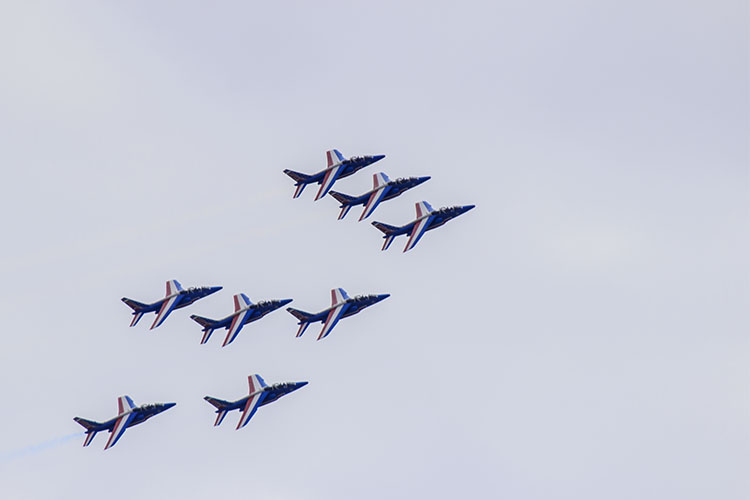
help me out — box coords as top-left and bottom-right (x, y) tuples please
(122, 280), (222, 330)
(204, 374), (308, 429)
(372, 201), (475, 252)
(286, 288), (389, 340)
(283, 149), (385, 201)
(74, 396), (176, 450)
(190, 293), (293, 347)
(328, 172), (431, 221)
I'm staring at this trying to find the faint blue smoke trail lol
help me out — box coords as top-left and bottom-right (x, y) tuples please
(0, 432), (83, 464)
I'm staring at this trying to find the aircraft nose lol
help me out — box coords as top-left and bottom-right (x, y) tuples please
(279, 298), (294, 307)
(378, 293), (391, 302)
(163, 402), (177, 411)
(209, 286), (223, 294)
(417, 176), (431, 184)
(463, 204), (476, 213)
(372, 154), (386, 163)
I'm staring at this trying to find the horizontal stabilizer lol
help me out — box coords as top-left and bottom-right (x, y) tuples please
(382, 235), (396, 251)
(191, 315), (219, 344)
(284, 170), (314, 198)
(338, 205), (352, 220)
(129, 311), (144, 327)
(83, 431), (97, 447)
(214, 410), (228, 426)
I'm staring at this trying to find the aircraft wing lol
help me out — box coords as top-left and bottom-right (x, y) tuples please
(236, 392), (266, 429)
(315, 165), (345, 201)
(359, 187), (388, 221)
(150, 295), (180, 329)
(403, 215), (434, 252)
(318, 304), (346, 340)
(104, 412), (137, 450)
(223, 309), (254, 347)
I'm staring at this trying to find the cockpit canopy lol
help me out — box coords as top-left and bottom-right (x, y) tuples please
(184, 286), (213, 293)
(394, 177), (419, 185)
(353, 294), (378, 302)
(271, 382), (295, 389)
(437, 206), (460, 214)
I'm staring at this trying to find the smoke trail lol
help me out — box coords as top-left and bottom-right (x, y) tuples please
(0, 432), (83, 464)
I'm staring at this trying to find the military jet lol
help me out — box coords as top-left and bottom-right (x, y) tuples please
(286, 288), (390, 340)
(122, 280), (222, 330)
(328, 172), (431, 221)
(190, 294), (293, 347)
(74, 396), (176, 449)
(283, 149), (385, 201)
(372, 201), (475, 252)
(204, 374), (308, 429)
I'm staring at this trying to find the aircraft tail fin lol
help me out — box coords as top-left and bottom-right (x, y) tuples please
(74, 417), (100, 431)
(204, 397), (233, 426)
(284, 170), (315, 198)
(286, 307), (315, 337)
(372, 221), (400, 235)
(328, 191), (356, 205)
(74, 417), (101, 447)
(204, 396), (232, 410)
(328, 191), (357, 219)
(190, 315), (220, 344)
(372, 221), (401, 251)
(122, 298), (150, 327)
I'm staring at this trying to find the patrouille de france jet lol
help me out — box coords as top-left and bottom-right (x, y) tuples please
(328, 172), (431, 221)
(190, 293), (293, 347)
(372, 201), (475, 252)
(122, 280), (222, 330)
(286, 288), (390, 341)
(74, 396), (176, 450)
(283, 149), (385, 201)
(204, 374), (308, 430)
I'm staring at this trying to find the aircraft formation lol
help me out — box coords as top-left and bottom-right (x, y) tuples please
(75, 149), (474, 449)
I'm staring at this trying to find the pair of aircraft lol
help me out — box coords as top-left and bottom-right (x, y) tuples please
(75, 374), (306, 449)
(122, 280), (292, 347)
(123, 281), (390, 345)
(284, 149), (475, 252)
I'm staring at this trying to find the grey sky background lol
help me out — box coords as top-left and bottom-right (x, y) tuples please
(0, 1), (747, 499)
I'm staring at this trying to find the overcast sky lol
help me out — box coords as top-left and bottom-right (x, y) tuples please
(0, 1), (748, 499)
